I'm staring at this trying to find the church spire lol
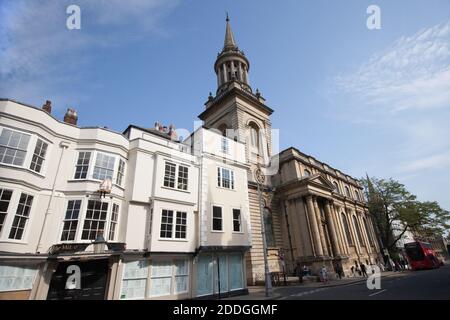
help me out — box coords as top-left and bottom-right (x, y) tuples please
(213, 15), (251, 94)
(224, 13), (237, 51)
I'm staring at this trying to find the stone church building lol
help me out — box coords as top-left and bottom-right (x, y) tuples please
(200, 17), (382, 284)
(0, 17), (382, 299)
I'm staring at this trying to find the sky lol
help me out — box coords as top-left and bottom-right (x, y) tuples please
(1, 0), (450, 211)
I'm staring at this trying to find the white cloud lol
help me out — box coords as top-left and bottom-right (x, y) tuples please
(398, 151), (450, 173)
(336, 21), (450, 113)
(0, 0), (178, 107)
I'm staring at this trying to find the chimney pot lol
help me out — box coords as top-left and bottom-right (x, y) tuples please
(42, 100), (52, 114)
(64, 108), (78, 125)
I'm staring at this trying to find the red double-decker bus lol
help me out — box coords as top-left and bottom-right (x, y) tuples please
(404, 241), (441, 270)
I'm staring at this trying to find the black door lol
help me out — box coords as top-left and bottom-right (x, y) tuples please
(47, 259), (109, 300)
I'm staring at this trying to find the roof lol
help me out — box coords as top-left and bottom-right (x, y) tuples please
(123, 124), (180, 142)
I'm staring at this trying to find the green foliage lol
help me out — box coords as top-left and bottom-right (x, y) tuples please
(360, 176), (450, 251)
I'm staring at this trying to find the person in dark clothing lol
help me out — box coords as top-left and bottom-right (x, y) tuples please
(360, 263), (368, 277)
(334, 263), (343, 279)
(295, 263), (303, 283)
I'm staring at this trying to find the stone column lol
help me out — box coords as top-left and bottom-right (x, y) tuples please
(313, 197), (329, 257)
(238, 62), (243, 82)
(324, 201), (341, 256)
(347, 209), (361, 255)
(332, 205), (347, 255)
(359, 213), (372, 254)
(306, 196), (323, 256)
(334, 205), (348, 255)
(222, 63), (227, 83)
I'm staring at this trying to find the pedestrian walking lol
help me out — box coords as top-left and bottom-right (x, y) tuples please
(334, 263), (343, 279)
(320, 265), (328, 284)
(355, 265), (361, 276)
(350, 266), (355, 277)
(360, 263), (368, 277)
(295, 262), (303, 283)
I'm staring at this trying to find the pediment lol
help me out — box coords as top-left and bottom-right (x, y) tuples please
(305, 173), (335, 190)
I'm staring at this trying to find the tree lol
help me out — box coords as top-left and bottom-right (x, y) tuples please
(360, 176), (450, 254)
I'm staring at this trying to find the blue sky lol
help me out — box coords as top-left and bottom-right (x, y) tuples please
(1, 0), (450, 211)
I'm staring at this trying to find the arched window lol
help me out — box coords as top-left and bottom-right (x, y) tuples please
(263, 207), (276, 247)
(341, 213), (353, 246)
(333, 181), (340, 193)
(248, 122), (260, 152)
(304, 169), (311, 177)
(363, 217), (375, 246)
(353, 215), (365, 247)
(354, 190), (359, 201)
(345, 186), (351, 197)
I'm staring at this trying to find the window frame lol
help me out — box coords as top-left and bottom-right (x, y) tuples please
(0, 127), (31, 167)
(92, 152), (116, 181)
(80, 200), (109, 241)
(0, 188), (13, 237)
(116, 159), (126, 186)
(159, 209), (174, 239)
(159, 209), (188, 240)
(60, 199), (82, 242)
(232, 208), (242, 233)
(29, 138), (48, 174)
(174, 211), (187, 239)
(8, 193), (34, 241)
(109, 203), (120, 241)
(73, 151), (92, 180)
(345, 186), (351, 197)
(221, 136), (229, 155)
(211, 205), (223, 232)
(163, 161), (190, 192)
(217, 167), (235, 190)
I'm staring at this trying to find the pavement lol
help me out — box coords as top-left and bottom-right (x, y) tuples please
(225, 266), (450, 300)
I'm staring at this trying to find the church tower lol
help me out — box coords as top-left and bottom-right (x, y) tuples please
(199, 16), (283, 285)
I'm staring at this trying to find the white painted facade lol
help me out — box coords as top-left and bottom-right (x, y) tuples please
(0, 99), (250, 300)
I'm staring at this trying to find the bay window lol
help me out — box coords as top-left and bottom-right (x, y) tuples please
(0, 188), (13, 235)
(29, 139), (48, 173)
(163, 162), (189, 191)
(74, 152), (91, 179)
(60, 200), (81, 241)
(109, 203), (119, 241)
(160, 209), (187, 240)
(116, 159), (125, 186)
(0, 128), (30, 166)
(9, 193), (33, 240)
(93, 152), (115, 181)
(81, 200), (108, 240)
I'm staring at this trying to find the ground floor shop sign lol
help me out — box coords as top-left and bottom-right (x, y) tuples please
(47, 259), (109, 300)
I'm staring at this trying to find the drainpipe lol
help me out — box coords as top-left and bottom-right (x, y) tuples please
(35, 141), (69, 253)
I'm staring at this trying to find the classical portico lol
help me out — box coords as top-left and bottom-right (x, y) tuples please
(274, 148), (382, 275)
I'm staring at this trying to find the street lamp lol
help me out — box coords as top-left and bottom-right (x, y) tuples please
(255, 166), (272, 297)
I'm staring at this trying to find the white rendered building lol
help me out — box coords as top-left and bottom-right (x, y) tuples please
(0, 99), (250, 300)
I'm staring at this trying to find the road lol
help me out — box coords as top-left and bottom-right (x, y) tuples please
(276, 265), (450, 300)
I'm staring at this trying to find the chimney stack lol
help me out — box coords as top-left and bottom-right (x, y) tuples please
(42, 100), (52, 114)
(64, 108), (78, 125)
